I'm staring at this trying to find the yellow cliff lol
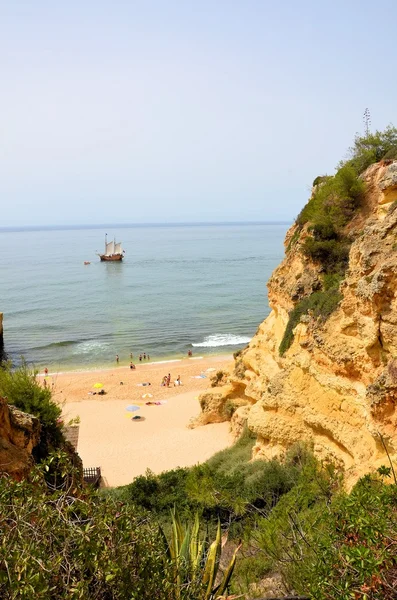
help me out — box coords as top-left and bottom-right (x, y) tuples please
(198, 160), (397, 484)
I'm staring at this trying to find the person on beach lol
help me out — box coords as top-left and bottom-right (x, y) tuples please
(161, 376), (167, 386)
(44, 367), (49, 376)
(174, 375), (181, 386)
(130, 362), (136, 370)
(187, 350), (192, 357)
(147, 354), (150, 361)
(167, 373), (171, 387)
(143, 353), (147, 360)
(130, 353), (133, 359)
(139, 354), (142, 362)
(116, 354), (119, 363)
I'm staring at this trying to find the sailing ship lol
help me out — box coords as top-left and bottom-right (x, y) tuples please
(98, 234), (125, 262)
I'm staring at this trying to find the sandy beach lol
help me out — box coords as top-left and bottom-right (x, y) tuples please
(44, 355), (233, 487)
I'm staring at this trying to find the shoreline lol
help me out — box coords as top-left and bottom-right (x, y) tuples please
(37, 350), (238, 377)
(39, 353), (232, 377)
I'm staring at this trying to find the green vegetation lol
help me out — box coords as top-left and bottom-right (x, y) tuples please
(108, 428), (301, 530)
(1, 366), (396, 600)
(280, 127), (397, 356)
(255, 465), (397, 599)
(279, 287), (342, 355)
(0, 361), (64, 459)
(298, 165), (366, 232)
(0, 452), (238, 599)
(161, 510), (241, 600)
(342, 124), (397, 173)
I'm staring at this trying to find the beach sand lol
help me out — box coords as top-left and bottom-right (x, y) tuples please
(44, 355), (233, 487)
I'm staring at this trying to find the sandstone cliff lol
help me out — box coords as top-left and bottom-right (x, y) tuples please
(198, 160), (397, 483)
(0, 396), (41, 480)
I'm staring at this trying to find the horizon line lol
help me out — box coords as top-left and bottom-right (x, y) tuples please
(0, 220), (293, 233)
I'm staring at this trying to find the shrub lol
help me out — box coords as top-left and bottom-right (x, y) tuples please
(302, 237), (350, 274)
(302, 476), (397, 600)
(342, 125), (397, 174)
(260, 471), (397, 600)
(0, 361), (63, 460)
(0, 452), (241, 599)
(110, 427), (300, 531)
(279, 287), (342, 355)
(312, 174), (331, 187)
(210, 370), (227, 387)
(114, 467), (192, 518)
(298, 166), (365, 231)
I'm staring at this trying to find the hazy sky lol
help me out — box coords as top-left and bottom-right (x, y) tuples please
(1, 0), (396, 226)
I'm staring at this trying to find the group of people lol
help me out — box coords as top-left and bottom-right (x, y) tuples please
(161, 373), (181, 387)
(115, 352), (151, 366)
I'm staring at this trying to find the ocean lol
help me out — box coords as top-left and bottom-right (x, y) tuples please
(0, 223), (289, 371)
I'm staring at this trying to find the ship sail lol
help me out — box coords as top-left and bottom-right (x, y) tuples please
(105, 240), (115, 256)
(98, 234), (124, 261)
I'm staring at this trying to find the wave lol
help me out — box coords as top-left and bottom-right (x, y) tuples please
(72, 340), (110, 355)
(192, 334), (251, 348)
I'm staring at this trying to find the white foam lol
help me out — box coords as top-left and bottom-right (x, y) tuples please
(192, 334), (251, 348)
(73, 340), (109, 355)
(150, 359), (182, 365)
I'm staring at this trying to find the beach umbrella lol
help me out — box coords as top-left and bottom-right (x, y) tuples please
(142, 393), (153, 398)
(93, 383), (103, 389)
(126, 405), (140, 412)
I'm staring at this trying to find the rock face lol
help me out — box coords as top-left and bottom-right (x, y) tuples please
(0, 396), (41, 479)
(198, 161), (397, 484)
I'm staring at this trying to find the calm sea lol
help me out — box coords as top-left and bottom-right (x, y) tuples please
(0, 223), (288, 371)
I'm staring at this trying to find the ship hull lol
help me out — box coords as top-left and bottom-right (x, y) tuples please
(99, 254), (123, 262)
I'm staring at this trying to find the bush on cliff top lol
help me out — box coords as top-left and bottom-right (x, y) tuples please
(342, 124), (397, 174)
(282, 130), (388, 356)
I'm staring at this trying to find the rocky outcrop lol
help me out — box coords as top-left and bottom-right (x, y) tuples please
(198, 161), (397, 485)
(0, 396), (41, 480)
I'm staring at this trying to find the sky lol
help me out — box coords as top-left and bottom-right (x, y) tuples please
(1, 0), (396, 227)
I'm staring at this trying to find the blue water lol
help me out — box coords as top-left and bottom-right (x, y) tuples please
(0, 223), (288, 370)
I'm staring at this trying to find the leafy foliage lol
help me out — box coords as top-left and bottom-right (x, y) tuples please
(298, 165), (365, 232)
(0, 361), (63, 459)
(255, 466), (397, 600)
(109, 429), (301, 529)
(342, 125), (397, 174)
(161, 510), (241, 600)
(281, 129), (387, 354)
(0, 452), (239, 599)
(279, 287), (342, 355)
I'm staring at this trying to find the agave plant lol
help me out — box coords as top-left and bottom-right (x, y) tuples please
(161, 508), (241, 599)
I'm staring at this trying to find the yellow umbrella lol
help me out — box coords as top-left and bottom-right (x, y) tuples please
(93, 383), (103, 389)
(142, 393), (153, 398)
